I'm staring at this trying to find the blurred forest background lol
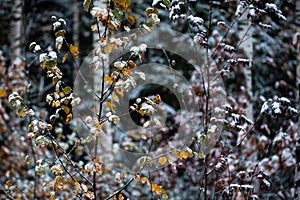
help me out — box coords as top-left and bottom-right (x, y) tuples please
(0, 0), (299, 199)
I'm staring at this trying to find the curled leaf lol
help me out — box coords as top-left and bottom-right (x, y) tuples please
(62, 52), (69, 63)
(126, 15), (135, 25)
(83, 0), (91, 12)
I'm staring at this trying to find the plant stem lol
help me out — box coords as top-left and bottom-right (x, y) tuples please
(204, 156), (208, 200)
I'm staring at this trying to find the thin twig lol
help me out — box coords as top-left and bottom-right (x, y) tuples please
(209, 7), (248, 59)
(104, 178), (134, 200)
(1, 185), (14, 200)
(47, 133), (93, 186)
(29, 140), (37, 199)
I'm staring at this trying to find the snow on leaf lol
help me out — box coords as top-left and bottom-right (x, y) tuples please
(53, 21), (61, 31)
(279, 97), (290, 105)
(271, 102), (281, 114)
(108, 115), (120, 124)
(262, 178), (271, 188)
(235, 4), (243, 17)
(208, 125), (217, 134)
(46, 94), (53, 104)
(35, 135), (50, 147)
(288, 106), (298, 116)
(83, 0), (91, 12)
(259, 22), (273, 31)
(29, 42), (36, 51)
(142, 23), (153, 32)
(265, 3), (280, 13)
(58, 18), (66, 26)
(90, 7), (102, 17)
(134, 71), (146, 80)
(139, 44), (147, 52)
(34, 45), (41, 53)
(152, 0), (160, 7)
(188, 15), (204, 27)
(281, 148), (296, 168)
(114, 61), (126, 69)
(162, 0), (170, 8)
(150, 13), (160, 25)
(49, 51), (57, 59)
(56, 36), (64, 52)
(260, 102), (269, 114)
(39, 53), (47, 63)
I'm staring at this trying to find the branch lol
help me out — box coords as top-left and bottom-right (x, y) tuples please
(104, 178), (134, 200)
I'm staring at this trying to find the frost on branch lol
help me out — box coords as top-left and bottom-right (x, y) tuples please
(260, 97), (298, 118)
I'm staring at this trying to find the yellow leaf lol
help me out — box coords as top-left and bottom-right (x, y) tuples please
(113, 0), (130, 11)
(103, 43), (115, 54)
(179, 151), (189, 160)
(66, 113), (73, 124)
(69, 45), (79, 57)
(83, 0), (91, 12)
(133, 173), (140, 183)
(172, 149), (180, 156)
(158, 156), (167, 165)
(140, 177), (149, 185)
(52, 100), (60, 107)
(17, 107), (28, 117)
(50, 193), (55, 200)
(152, 94), (161, 104)
(116, 88), (124, 97)
(52, 76), (59, 85)
(104, 75), (113, 84)
(146, 8), (158, 16)
(142, 23), (153, 32)
(151, 183), (163, 195)
(62, 52), (69, 63)
(131, 33), (137, 40)
(75, 181), (80, 188)
(53, 176), (61, 191)
(121, 67), (132, 76)
(112, 93), (119, 104)
(61, 105), (70, 114)
(94, 124), (103, 130)
(118, 193), (124, 200)
(91, 24), (97, 31)
(126, 15), (135, 25)
(128, 60), (136, 68)
(98, 37), (106, 43)
(0, 89), (7, 98)
(106, 101), (116, 113)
